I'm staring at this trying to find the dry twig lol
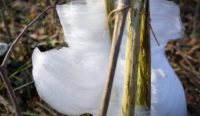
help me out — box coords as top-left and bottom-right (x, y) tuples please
(0, 94), (15, 115)
(0, 5), (54, 116)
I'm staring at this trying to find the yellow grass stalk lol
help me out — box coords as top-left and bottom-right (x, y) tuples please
(122, 0), (150, 115)
(136, 0), (151, 113)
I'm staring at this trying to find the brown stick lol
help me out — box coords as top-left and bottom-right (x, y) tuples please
(0, 6), (54, 116)
(99, 0), (130, 116)
(174, 46), (200, 80)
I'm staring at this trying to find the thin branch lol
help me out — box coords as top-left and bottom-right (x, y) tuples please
(36, 101), (57, 115)
(99, 0), (130, 116)
(0, 5), (54, 116)
(14, 81), (34, 91)
(149, 23), (160, 46)
(0, 94), (15, 115)
(1, 6), (54, 66)
(174, 46), (200, 80)
(0, 66), (20, 116)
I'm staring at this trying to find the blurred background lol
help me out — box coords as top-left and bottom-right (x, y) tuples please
(0, 0), (199, 115)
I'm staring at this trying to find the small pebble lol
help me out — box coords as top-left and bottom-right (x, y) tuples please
(0, 42), (8, 56)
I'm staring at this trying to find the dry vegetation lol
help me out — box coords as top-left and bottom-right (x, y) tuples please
(165, 0), (200, 115)
(0, 0), (199, 115)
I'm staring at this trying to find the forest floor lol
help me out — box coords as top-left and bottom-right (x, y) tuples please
(0, 0), (200, 116)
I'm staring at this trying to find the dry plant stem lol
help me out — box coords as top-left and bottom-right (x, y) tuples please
(122, 0), (149, 115)
(105, 0), (115, 38)
(1, 6), (54, 66)
(99, 0), (130, 116)
(0, 6), (54, 116)
(0, 94), (15, 114)
(174, 46), (200, 80)
(149, 23), (159, 46)
(0, 66), (20, 116)
(36, 101), (57, 115)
